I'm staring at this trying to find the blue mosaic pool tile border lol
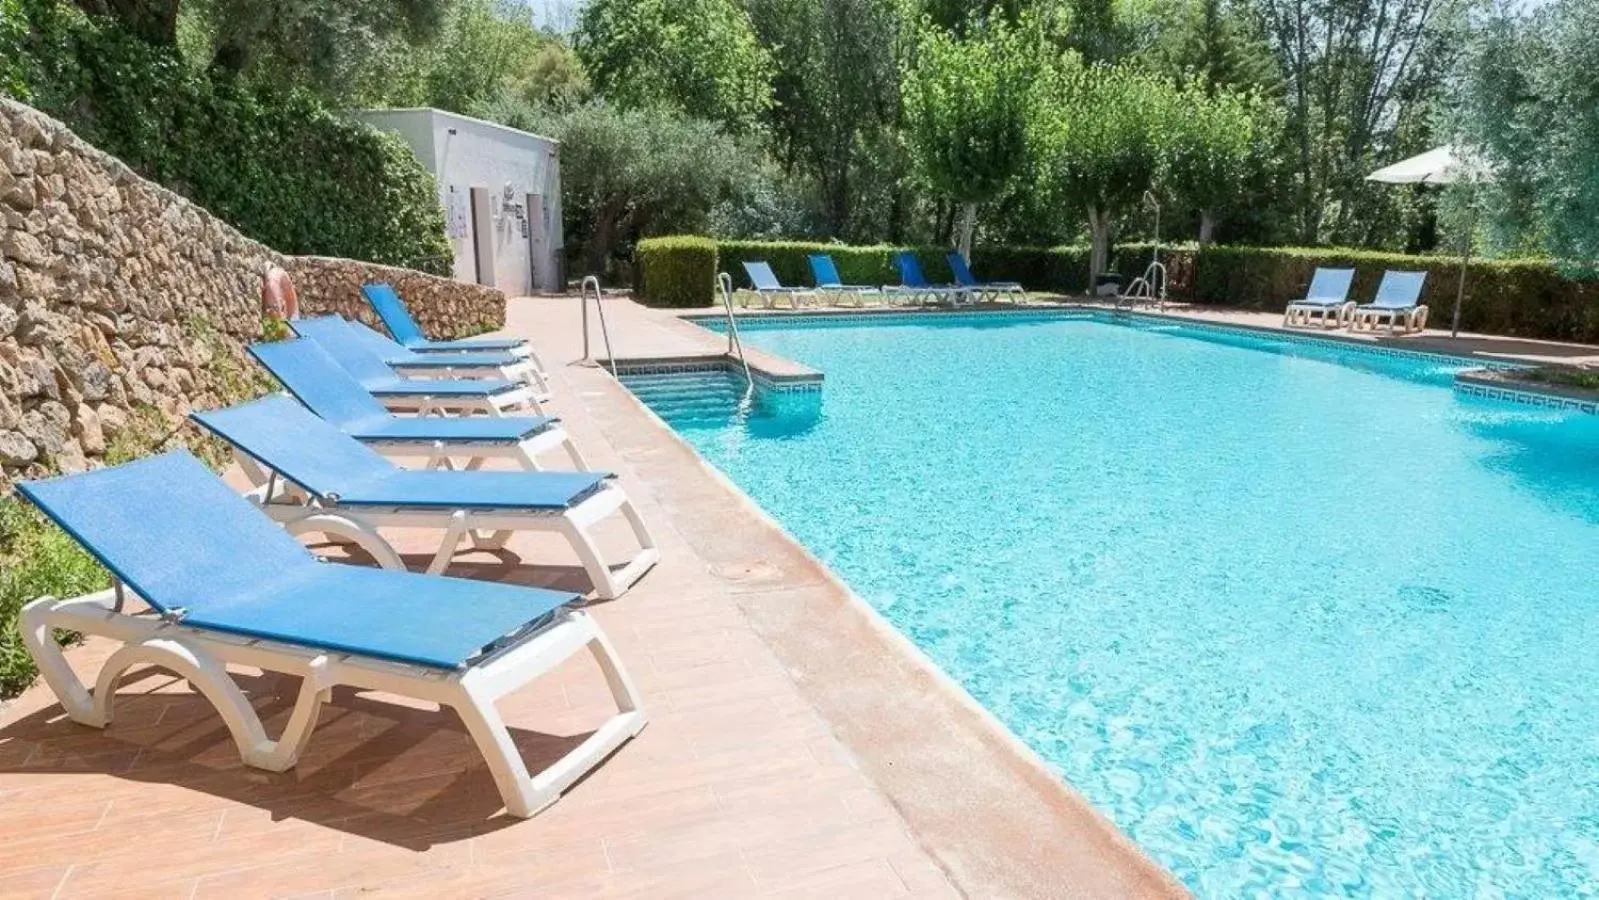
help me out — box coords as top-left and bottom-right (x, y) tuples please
(1453, 380), (1599, 414)
(613, 358), (824, 394)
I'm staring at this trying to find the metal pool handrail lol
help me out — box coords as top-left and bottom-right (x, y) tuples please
(718, 272), (754, 393)
(580, 275), (618, 378)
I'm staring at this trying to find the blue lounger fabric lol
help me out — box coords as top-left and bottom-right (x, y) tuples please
(346, 320), (524, 369)
(290, 316), (522, 398)
(946, 252), (1022, 290)
(1296, 268), (1356, 306)
(17, 451), (576, 669)
(249, 339), (555, 445)
(362, 283), (526, 353)
(1365, 270), (1427, 309)
(192, 395), (607, 510)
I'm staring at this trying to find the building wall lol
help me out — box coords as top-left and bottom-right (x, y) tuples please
(357, 109), (564, 294)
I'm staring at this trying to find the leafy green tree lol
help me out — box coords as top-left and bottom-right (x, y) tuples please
(1033, 60), (1170, 280)
(1162, 82), (1274, 244)
(901, 15), (1039, 257)
(745, 0), (906, 239)
(1449, 0), (1599, 274)
(574, 0), (773, 134)
(1, 0), (28, 97)
(1141, 0), (1279, 94)
(501, 102), (763, 278)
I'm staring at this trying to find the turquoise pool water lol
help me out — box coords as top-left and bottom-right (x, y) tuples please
(622, 313), (1599, 897)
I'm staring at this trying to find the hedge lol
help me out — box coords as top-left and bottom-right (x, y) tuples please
(638, 236), (718, 308)
(640, 235), (1597, 343)
(7, 0), (452, 274)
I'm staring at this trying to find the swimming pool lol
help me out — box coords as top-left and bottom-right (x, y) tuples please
(622, 312), (1599, 897)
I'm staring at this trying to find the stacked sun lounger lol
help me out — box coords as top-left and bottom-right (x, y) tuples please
(11, 284), (659, 821)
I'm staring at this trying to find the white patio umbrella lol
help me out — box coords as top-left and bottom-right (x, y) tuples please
(1366, 146), (1492, 337)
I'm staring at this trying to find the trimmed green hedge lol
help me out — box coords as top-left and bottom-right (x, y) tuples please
(638, 236), (718, 307)
(8, 0), (452, 273)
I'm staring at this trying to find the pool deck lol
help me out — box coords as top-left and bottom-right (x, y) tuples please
(0, 295), (1188, 897)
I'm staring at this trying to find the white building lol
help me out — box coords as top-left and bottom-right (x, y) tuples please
(356, 107), (564, 293)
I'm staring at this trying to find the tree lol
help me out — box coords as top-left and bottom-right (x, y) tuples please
(574, 0), (773, 134)
(745, 0), (906, 239)
(901, 15), (1039, 257)
(505, 103), (763, 278)
(1162, 83), (1274, 244)
(1255, 0), (1465, 245)
(1033, 60), (1170, 281)
(1449, 0), (1599, 274)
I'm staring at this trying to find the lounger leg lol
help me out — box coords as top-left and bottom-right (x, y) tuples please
(92, 638), (329, 772)
(283, 512), (407, 571)
(450, 613), (646, 818)
(426, 510), (472, 575)
(19, 597), (100, 726)
(557, 496), (660, 600)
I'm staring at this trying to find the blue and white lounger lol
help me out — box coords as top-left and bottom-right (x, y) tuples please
(16, 451), (645, 818)
(1350, 270), (1430, 334)
(192, 395), (658, 599)
(346, 317), (553, 399)
(363, 283), (536, 359)
(741, 261), (818, 309)
(807, 254), (881, 307)
(947, 251), (1024, 304)
(1283, 268), (1356, 328)
(292, 315), (544, 416)
(250, 338), (587, 471)
(887, 251), (967, 306)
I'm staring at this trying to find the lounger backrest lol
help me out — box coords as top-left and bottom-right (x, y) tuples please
(191, 394), (396, 499)
(808, 254), (843, 288)
(1305, 267), (1355, 302)
(290, 316), (396, 386)
(17, 451), (317, 616)
(362, 283), (426, 346)
(1372, 270), (1427, 309)
(946, 252), (977, 287)
(248, 338), (390, 428)
(895, 251), (929, 288)
(349, 320), (418, 361)
(742, 261), (783, 291)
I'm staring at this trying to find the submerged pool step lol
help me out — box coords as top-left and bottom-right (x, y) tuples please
(621, 371), (752, 423)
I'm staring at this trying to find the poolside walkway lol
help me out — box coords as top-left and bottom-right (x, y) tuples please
(0, 295), (1182, 898)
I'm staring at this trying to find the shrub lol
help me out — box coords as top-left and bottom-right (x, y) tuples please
(10, 1), (452, 273)
(0, 497), (107, 698)
(637, 236), (718, 307)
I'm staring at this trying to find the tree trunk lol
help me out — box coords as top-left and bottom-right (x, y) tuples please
(1198, 209), (1216, 247)
(1087, 206), (1111, 289)
(956, 202), (977, 259)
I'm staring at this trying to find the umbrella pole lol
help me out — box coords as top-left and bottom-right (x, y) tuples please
(1449, 200), (1476, 338)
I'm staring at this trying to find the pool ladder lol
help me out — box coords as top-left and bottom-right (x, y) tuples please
(580, 275), (618, 377)
(718, 272), (755, 404)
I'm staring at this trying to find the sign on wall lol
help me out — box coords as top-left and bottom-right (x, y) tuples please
(445, 185), (470, 239)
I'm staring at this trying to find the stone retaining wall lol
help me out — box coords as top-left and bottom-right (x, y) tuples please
(287, 256), (505, 340)
(0, 98), (503, 486)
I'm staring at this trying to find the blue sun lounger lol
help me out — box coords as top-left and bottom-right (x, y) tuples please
(741, 261), (818, 309)
(363, 283), (536, 359)
(16, 451), (645, 818)
(1350, 270), (1430, 334)
(888, 251), (967, 306)
(192, 395), (658, 599)
(807, 254), (881, 307)
(947, 252), (1024, 304)
(249, 338), (587, 471)
(291, 315), (544, 416)
(1283, 267), (1356, 328)
(346, 318), (552, 398)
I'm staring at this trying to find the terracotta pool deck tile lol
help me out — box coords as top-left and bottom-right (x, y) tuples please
(0, 865), (71, 899)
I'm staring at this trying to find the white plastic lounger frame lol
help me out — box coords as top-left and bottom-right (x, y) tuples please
(388, 357), (553, 401)
(744, 286), (819, 310)
(1284, 299), (1356, 329)
(20, 588), (645, 818)
(234, 456), (659, 601)
(379, 382), (546, 418)
(1348, 303), (1430, 334)
(365, 428), (590, 473)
